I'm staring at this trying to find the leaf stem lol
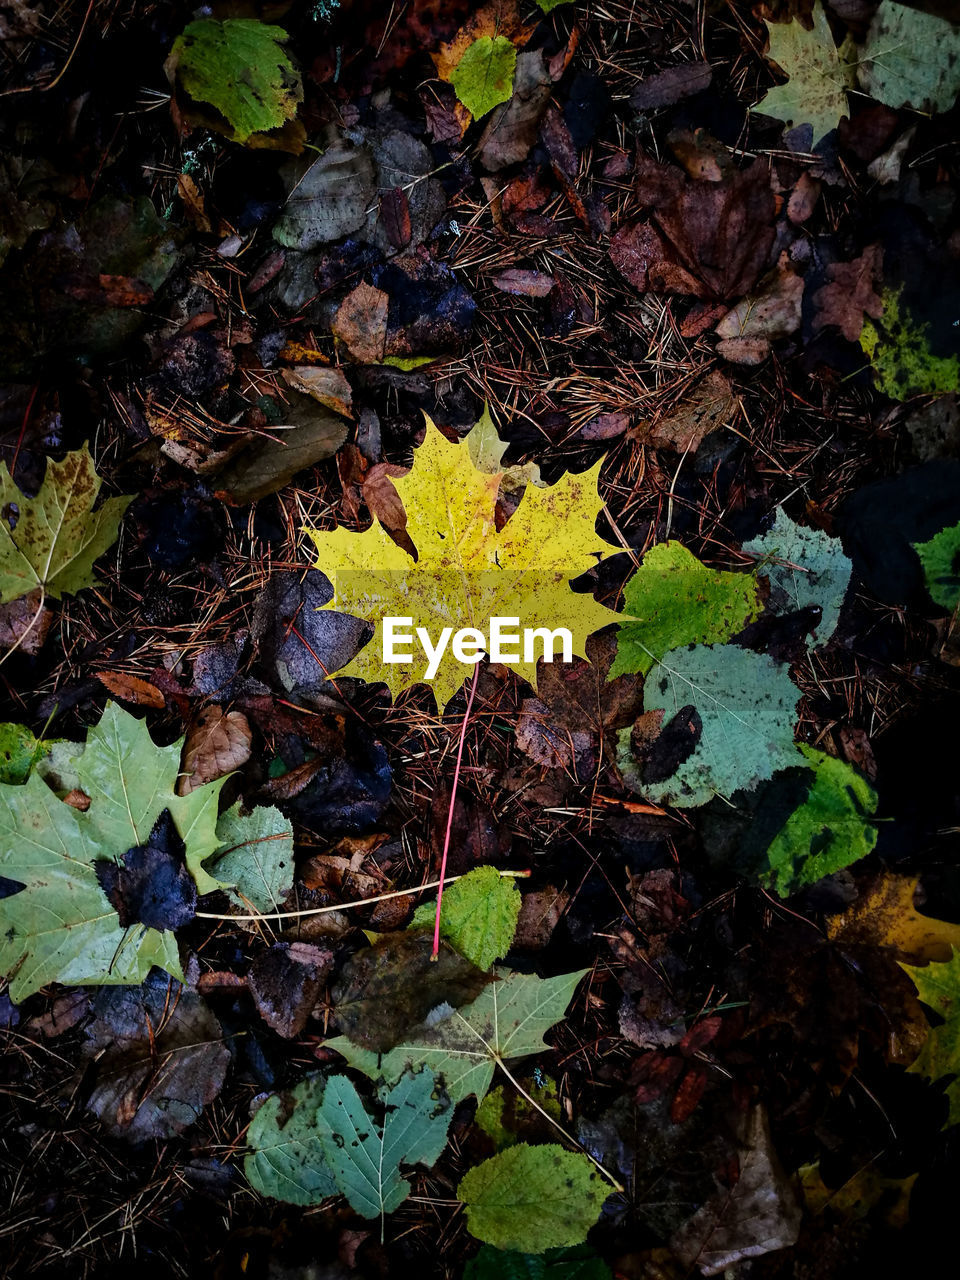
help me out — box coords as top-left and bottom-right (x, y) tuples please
(493, 1054), (626, 1194)
(432, 662), (481, 961)
(194, 867), (529, 923)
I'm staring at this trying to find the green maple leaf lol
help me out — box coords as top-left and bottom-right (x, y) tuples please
(901, 949), (960, 1127)
(0, 444), (133, 606)
(609, 541), (762, 679)
(764, 746), (877, 896)
(743, 509), (852, 650)
(307, 417), (623, 708)
(458, 1144), (608, 1252)
(245, 1068), (452, 1218)
(451, 36), (517, 120)
(325, 968), (588, 1106)
(411, 865), (521, 969)
(0, 702), (231, 1002)
(913, 519), (960, 612)
(755, 2), (855, 145)
(618, 643), (804, 807)
(859, 1), (960, 116)
(166, 19), (303, 144)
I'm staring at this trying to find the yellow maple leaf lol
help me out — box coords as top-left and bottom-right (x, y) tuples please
(306, 417), (623, 707)
(827, 872), (960, 965)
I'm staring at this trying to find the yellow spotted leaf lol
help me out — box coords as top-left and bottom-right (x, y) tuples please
(827, 873), (960, 964)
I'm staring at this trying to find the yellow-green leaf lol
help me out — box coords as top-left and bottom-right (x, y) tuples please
(0, 445), (133, 605)
(755, 2), (855, 145)
(451, 36), (517, 120)
(307, 417), (622, 708)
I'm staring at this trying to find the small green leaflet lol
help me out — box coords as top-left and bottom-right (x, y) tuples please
(860, 287), (960, 401)
(756, 2), (855, 145)
(535, 0), (574, 12)
(245, 1075), (338, 1205)
(411, 866), (521, 969)
(618, 644), (804, 808)
(458, 1144), (608, 1252)
(451, 36), (517, 120)
(764, 746), (877, 897)
(325, 968), (588, 1105)
(167, 20), (303, 144)
(467, 404), (544, 493)
(0, 444), (133, 606)
(245, 1069), (452, 1216)
(475, 1079), (563, 1151)
(0, 702), (229, 1002)
(465, 1244), (612, 1280)
(913, 519), (960, 611)
(743, 509), (852, 649)
(608, 541), (761, 679)
(318, 1070), (452, 1219)
(0, 722), (54, 785)
(901, 949), (960, 1127)
(208, 802), (294, 914)
(859, 1), (960, 115)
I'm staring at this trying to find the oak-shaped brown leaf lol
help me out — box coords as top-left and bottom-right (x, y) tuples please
(812, 243), (884, 342)
(177, 705), (252, 795)
(610, 157), (777, 301)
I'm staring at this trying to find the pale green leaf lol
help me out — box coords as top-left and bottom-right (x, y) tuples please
(609, 541), (762, 678)
(318, 1069), (452, 1219)
(901, 949), (960, 1126)
(458, 1144), (608, 1252)
(209, 802), (294, 913)
(0, 445), (133, 605)
(324, 968), (588, 1105)
(743, 508), (852, 649)
(619, 644), (804, 807)
(764, 745), (877, 896)
(411, 866), (521, 969)
(452, 36), (517, 120)
(756, 2), (854, 144)
(167, 19), (302, 144)
(0, 702), (230, 1002)
(860, 1), (960, 115)
(466, 404), (544, 492)
(245, 1075), (338, 1205)
(913, 519), (960, 611)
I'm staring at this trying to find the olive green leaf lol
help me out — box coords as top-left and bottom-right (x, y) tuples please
(452, 36), (517, 120)
(458, 1144), (608, 1252)
(913, 519), (960, 611)
(0, 444), (133, 606)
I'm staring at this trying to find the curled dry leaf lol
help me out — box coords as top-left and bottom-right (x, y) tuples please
(281, 366), (353, 418)
(178, 705), (252, 796)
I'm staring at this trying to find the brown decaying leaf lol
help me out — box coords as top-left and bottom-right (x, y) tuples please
(715, 252), (804, 364)
(812, 243), (884, 342)
(631, 61), (713, 109)
(247, 942), (333, 1039)
(83, 977), (230, 1143)
(96, 671), (166, 709)
(491, 268), (556, 298)
(380, 186), (412, 250)
(513, 885), (570, 951)
(0, 588), (53, 655)
(332, 281), (389, 363)
(331, 929), (492, 1052)
(642, 369), (736, 453)
(610, 151), (777, 301)
(177, 705), (252, 795)
(669, 1106), (802, 1275)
